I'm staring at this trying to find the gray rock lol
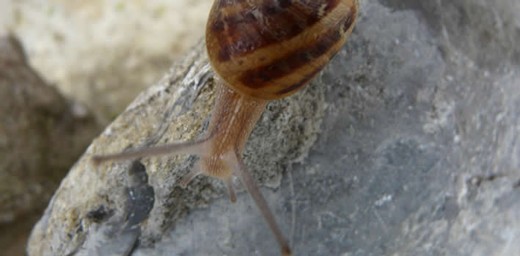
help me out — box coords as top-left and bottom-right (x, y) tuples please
(28, 0), (520, 255)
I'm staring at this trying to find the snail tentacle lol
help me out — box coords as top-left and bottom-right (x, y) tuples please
(92, 138), (210, 165)
(225, 151), (292, 256)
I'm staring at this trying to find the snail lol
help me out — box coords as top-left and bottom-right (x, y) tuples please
(93, 0), (358, 255)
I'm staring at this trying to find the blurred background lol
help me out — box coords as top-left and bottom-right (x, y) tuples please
(0, 0), (210, 254)
(1, 0), (211, 123)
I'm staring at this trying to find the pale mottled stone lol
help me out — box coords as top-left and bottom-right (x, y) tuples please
(27, 41), (325, 255)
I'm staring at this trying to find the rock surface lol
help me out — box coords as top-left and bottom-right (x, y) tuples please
(28, 0), (520, 255)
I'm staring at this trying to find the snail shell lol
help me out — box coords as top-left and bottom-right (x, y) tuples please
(206, 0), (359, 100)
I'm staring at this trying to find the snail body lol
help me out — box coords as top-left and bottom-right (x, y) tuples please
(94, 0), (358, 255)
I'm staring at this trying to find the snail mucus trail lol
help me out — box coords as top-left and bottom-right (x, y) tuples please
(93, 0), (358, 255)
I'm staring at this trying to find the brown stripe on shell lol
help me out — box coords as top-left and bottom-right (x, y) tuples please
(238, 22), (343, 90)
(274, 67), (324, 95)
(211, 0), (341, 62)
(342, 3), (357, 33)
(216, 0), (248, 8)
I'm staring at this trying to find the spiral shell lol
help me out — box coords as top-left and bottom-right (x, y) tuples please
(206, 0), (358, 100)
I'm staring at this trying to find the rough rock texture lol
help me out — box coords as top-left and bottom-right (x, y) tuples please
(27, 39), (326, 256)
(0, 35), (100, 255)
(29, 0), (519, 255)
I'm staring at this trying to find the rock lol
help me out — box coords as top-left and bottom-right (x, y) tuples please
(27, 38), (325, 255)
(0, 35), (100, 254)
(28, 0), (520, 255)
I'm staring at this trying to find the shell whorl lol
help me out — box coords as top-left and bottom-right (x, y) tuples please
(206, 0), (358, 100)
